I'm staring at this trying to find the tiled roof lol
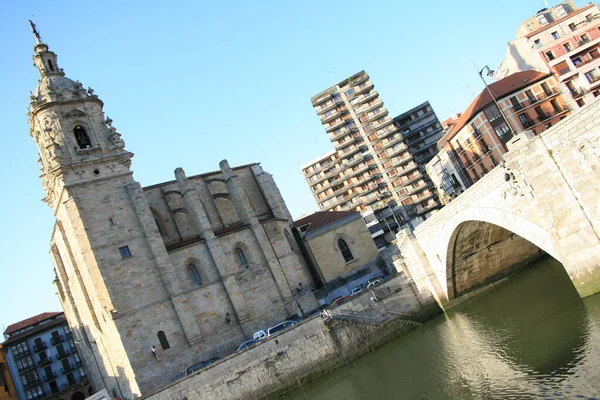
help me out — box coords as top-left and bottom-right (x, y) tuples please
(294, 211), (357, 234)
(4, 312), (63, 336)
(438, 71), (550, 146)
(525, 4), (596, 38)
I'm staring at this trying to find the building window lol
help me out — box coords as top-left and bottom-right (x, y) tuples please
(580, 33), (590, 44)
(555, 5), (567, 18)
(534, 39), (542, 48)
(61, 358), (72, 373)
(48, 380), (59, 394)
(551, 31), (560, 40)
(187, 263), (202, 286)
(157, 331), (170, 350)
(563, 42), (573, 52)
(66, 373), (76, 386)
(584, 69), (599, 83)
(47, 59), (55, 71)
(73, 125), (92, 149)
(152, 211), (165, 236)
(119, 246), (131, 259)
(235, 247), (248, 267)
(536, 14), (548, 26)
(568, 22), (576, 31)
(577, 98), (585, 107)
(337, 238), (356, 263)
(345, 89), (354, 96)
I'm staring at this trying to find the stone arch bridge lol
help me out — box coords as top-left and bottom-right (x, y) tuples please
(397, 100), (600, 307)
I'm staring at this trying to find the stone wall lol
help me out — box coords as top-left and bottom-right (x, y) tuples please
(142, 275), (439, 400)
(306, 215), (380, 283)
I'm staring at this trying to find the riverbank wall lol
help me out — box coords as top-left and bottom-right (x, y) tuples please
(142, 275), (440, 400)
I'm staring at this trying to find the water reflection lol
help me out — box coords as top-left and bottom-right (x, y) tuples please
(283, 257), (600, 400)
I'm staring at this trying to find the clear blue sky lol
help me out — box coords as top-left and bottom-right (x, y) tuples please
(0, 0), (554, 331)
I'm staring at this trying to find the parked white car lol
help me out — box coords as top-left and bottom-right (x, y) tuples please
(351, 286), (363, 296)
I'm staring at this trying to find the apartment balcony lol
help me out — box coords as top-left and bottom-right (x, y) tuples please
(33, 342), (47, 352)
(355, 81), (374, 96)
(362, 98), (383, 114)
(38, 356), (52, 367)
(329, 129), (352, 143)
(345, 164), (369, 180)
(569, 88), (586, 98)
(316, 97), (344, 115)
(397, 161), (419, 175)
(358, 90), (379, 104)
(381, 134), (403, 149)
(368, 108), (389, 122)
(321, 108), (343, 124)
(371, 116), (393, 130)
(405, 181), (428, 196)
(377, 125), (399, 140)
(558, 66), (572, 76)
(352, 173), (372, 188)
(343, 154), (364, 168)
(56, 349), (70, 360)
(351, 73), (369, 86)
(325, 116), (351, 133)
(44, 370), (57, 381)
(416, 201), (438, 215)
(340, 144), (363, 158)
(386, 143), (409, 158)
(51, 334), (64, 346)
(397, 172), (423, 187)
(61, 363), (74, 374)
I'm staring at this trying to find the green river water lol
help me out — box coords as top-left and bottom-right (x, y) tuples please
(284, 256), (600, 400)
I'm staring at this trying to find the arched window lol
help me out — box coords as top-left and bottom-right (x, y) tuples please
(338, 238), (355, 263)
(235, 248), (248, 267)
(152, 211), (165, 236)
(47, 60), (55, 72)
(188, 263), (202, 286)
(157, 331), (170, 350)
(73, 125), (92, 149)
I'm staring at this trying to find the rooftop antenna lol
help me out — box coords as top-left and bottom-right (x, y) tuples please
(542, 0), (550, 8)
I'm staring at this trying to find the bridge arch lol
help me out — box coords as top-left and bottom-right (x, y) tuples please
(438, 207), (562, 300)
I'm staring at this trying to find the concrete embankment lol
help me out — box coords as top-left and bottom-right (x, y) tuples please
(142, 275), (440, 400)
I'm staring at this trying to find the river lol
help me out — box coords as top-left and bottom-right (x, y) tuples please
(284, 256), (600, 399)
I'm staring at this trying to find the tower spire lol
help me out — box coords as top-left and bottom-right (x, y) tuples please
(29, 20), (43, 45)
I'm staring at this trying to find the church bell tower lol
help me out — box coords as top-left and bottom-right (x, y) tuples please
(26, 22), (163, 399)
(27, 21), (132, 208)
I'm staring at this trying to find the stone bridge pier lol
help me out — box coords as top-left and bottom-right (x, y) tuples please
(396, 100), (600, 308)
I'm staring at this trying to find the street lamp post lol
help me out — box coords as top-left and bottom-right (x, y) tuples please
(477, 65), (517, 135)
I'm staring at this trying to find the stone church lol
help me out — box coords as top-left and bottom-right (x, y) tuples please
(26, 25), (317, 398)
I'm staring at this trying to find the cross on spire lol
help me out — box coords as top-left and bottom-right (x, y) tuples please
(29, 20), (43, 45)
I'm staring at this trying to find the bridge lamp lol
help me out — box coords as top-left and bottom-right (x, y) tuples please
(477, 65), (517, 135)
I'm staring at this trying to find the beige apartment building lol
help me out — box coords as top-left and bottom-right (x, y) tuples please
(497, 1), (600, 108)
(301, 71), (440, 240)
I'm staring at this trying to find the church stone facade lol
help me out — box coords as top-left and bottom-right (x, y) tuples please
(26, 28), (316, 398)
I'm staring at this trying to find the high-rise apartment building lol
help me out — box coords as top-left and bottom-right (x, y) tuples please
(301, 71), (440, 242)
(2, 312), (91, 400)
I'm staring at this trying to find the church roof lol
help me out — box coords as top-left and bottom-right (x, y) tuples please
(294, 211), (358, 234)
